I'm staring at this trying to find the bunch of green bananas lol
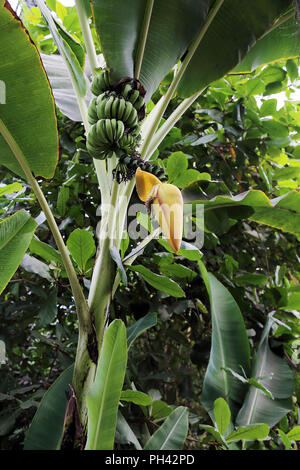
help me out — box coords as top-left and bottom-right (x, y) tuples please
(86, 69), (144, 160)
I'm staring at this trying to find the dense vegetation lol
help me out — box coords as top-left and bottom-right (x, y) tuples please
(0, 0), (300, 451)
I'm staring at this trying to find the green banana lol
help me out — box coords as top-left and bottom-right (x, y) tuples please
(87, 73), (145, 170)
(121, 83), (132, 99)
(126, 107), (138, 128)
(90, 69), (112, 96)
(105, 118), (114, 143)
(88, 97), (98, 125)
(127, 89), (139, 105)
(115, 120), (125, 141)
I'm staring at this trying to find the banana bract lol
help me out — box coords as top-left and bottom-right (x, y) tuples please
(135, 168), (183, 253)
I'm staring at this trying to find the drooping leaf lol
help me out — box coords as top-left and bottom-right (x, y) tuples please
(57, 185), (69, 217)
(120, 389), (152, 406)
(200, 269), (251, 420)
(116, 411), (142, 450)
(29, 236), (63, 265)
(234, 273), (268, 287)
(185, 189), (300, 239)
(198, 424), (225, 445)
(226, 423), (269, 442)
(37, 0), (87, 97)
(0, 0), (58, 179)
(0, 211), (37, 295)
(92, 0), (211, 101)
(159, 263), (197, 282)
(92, 1), (292, 101)
(85, 320), (127, 450)
(234, 16), (300, 73)
(126, 312), (157, 349)
(40, 52), (93, 121)
(178, 1), (294, 98)
(20, 253), (53, 281)
(53, 15), (85, 68)
(128, 264), (185, 298)
(24, 364), (74, 450)
(144, 406), (189, 450)
(236, 314), (294, 428)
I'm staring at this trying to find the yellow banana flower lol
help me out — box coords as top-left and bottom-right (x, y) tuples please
(135, 167), (183, 253)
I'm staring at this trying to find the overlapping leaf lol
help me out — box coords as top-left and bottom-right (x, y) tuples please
(236, 314), (294, 428)
(24, 364), (74, 450)
(85, 320), (127, 450)
(200, 269), (251, 420)
(185, 189), (300, 239)
(0, 0), (58, 178)
(144, 406), (189, 450)
(92, 0), (294, 101)
(178, 0), (294, 98)
(92, 0), (211, 101)
(234, 16), (300, 73)
(0, 211), (37, 295)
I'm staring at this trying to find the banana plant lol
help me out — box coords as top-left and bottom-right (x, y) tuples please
(0, 0), (299, 450)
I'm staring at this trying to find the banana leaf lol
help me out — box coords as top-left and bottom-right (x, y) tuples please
(236, 314), (294, 428)
(199, 265), (251, 420)
(0, 0), (58, 179)
(91, 0), (294, 101)
(0, 210), (37, 295)
(85, 319), (127, 450)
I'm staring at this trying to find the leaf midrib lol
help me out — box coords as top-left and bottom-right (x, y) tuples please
(92, 332), (121, 449)
(160, 407), (186, 450)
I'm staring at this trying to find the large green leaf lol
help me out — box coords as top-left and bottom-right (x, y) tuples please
(200, 268), (251, 419)
(0, 210), (37, 295)
(85, 319), (127, 450)
(236, 314), (294, 428)
(92, 1), (292, 101)
(24, 364), (74, 450)
(0, 0), (58, 179)
(186, 190), (300, 239)
(41, 53), (92, 121)
(234, 16), (300, 73)
(144, 406), (189, 450)
(37, 0), (87, 97)
(226, 423), (269, 442)
(116, 411), (142, 450)
(92, 0), (211, 101)
(178, 0), (294, 97)
(128, 265), (185, 298)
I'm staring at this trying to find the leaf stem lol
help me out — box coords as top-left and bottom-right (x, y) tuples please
(88, 180), (120, 351)
(0, 118), (89, 329)
(143, 90), (202, 160)
(134, 0), (154, 79)
(75, 0), (98, 74)
(140, 0), (224, 158)
(0, 119), (95, 426)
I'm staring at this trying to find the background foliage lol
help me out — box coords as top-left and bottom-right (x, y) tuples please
(0, 0), (300, 450)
